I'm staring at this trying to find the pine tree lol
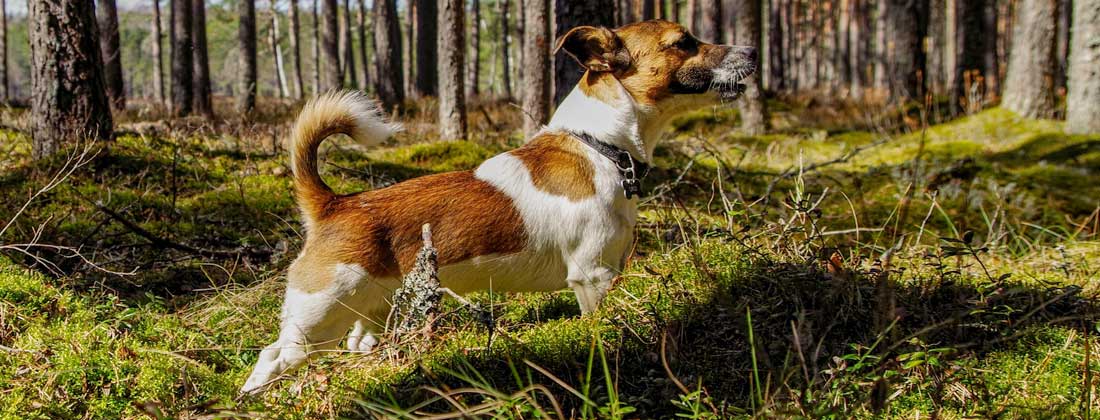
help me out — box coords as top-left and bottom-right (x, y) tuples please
(438, 0), (467, 140)
(29, 0), (113, 158)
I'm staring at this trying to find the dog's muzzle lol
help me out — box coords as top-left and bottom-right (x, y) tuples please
(712, 46), (757, 100)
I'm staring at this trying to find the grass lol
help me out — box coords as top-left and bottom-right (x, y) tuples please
(0, 98), (1098, 418)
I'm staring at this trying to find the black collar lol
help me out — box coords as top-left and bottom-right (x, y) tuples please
(566, 130), (651, 199)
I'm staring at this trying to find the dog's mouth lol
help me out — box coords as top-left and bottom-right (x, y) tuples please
(711, 46), (757, 101)
(718, 81), (749, 100)
(712, 65), (755, 101)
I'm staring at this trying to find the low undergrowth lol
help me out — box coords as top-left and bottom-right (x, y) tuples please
(0, 99), (1098, 418)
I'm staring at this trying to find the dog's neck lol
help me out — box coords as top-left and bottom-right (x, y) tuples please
(545, 79), (668, 164)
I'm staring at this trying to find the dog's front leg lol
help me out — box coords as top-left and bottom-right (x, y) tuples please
(566, 265), (617, 314)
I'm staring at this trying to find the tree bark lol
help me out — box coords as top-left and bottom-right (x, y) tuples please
(554, 0), (615, 105)
(322, 0), (341, 91)
(342, 0), (358, 88)
(357, 0), (371, 91)
(1065, 0), (1100, 134)
(836, 0), (851, 93)
(736, 0), (766, 134)
(767, 0), (784, 92)
(926, 0), (947, 94)
(271, 5), (290, 98)
(982, 0), (999, 96)
(312, 0), (321, 94)
(847, 0), (862, 97)
(172, 0), (193, 116)
(438, 0), (467, 140)
(151, 0), (165, 103)
(29, 0), (113, 158)
(404, 1), (414, 97)
(1054, 0), (1070, 94)
(97, 0), (124, 111)
(238, 0), (256, 113)
(1002, 0), (1057, 119)
(500, 0), (513, 100)
(522, 0), (550, 137)
(0, 0), (7, 103)
(685, 0), (696, 32)
(373, 0), (404, 110)
(885, 0), (926, 101)
(192, 0), (212, 116)
(697, 0), (720, 43)
(414, 0), (438, 97)
(468, 0), (480, 97)
(954, 0), (989, 113)
(289, 0), (305, 98)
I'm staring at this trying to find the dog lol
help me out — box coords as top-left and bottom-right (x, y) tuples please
(241, 19), (756, 394)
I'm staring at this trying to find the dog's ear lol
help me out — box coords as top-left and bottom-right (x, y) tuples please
(555, 26), (631, 73)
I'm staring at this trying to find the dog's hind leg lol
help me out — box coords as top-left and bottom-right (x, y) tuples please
(240, 263), (365, 394)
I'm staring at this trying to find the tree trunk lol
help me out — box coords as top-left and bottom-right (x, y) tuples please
(885, 0), (925, 101)
(554, 0), (615, 105)
(312, 0), (321, 94)
(271, 5), (290, 98)
(151, 0), (165, 103)
(668, 0), (681, 24)
(685, 0), (696, 32)
(697, 0), (720, 43)
(414, 0), (438, 97)
(0, 0), (7, 103)
(29, 0), (113, 158)
(1054, 0), (1070, 94)
(238, 0), (256, 113)
(517, 0), (526, 100)
(404, 2), (414, 97)
(1065, 0), (1100, 134)
(954, 0), (989, 113)
(342, 0), (358, 88)
(836, 0), (850, 94)
(357, 0), (371, 91)
(736, 0), (766, 134)
(927, 0), (947, 94)
(438, 0), (467, 140)
(289, 0), (305, 98)
(168, 0), (175, 99)
(322, 0), (341, 91)
(1002, 0), (1057, 118)
(982, 0), (999, 96)
(847, 0), (861, 97)
(97, 0), (125, 111)
(467, 0), (480, 97)
(192, 0), (212, 116)
(768, 0), (784, 92)
(373, 0), (404, 109)
(722, 0), (736, 43)
(500, 0), (513, 100)
(172, 0), (193, 116)
(522, 0), (550, 137)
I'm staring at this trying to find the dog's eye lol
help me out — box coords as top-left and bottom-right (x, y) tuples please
(673, 36), (699, 51)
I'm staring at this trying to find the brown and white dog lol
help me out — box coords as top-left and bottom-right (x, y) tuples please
(241, 19), (756, 394)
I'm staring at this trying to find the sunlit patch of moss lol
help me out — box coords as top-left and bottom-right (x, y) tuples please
(376, 140), (498, 172)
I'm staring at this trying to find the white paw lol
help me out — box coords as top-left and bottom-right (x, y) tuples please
(347, 333), (377, 353)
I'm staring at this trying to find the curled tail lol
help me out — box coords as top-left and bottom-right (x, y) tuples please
(290, 90), (401, 227)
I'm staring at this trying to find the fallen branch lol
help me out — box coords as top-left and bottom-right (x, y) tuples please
(91, 200), (272, 260)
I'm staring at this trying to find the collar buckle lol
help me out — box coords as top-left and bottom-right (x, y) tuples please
(567, 130), (651, 200)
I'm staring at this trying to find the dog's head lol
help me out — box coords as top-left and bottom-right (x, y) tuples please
(557, 19), (757, 110)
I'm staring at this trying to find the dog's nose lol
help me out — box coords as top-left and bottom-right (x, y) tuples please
(738, 46), (757, 63)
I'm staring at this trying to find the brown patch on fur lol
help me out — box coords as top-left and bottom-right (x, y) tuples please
(289, 171), (527, 293)
(510, 133), (597, 201)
